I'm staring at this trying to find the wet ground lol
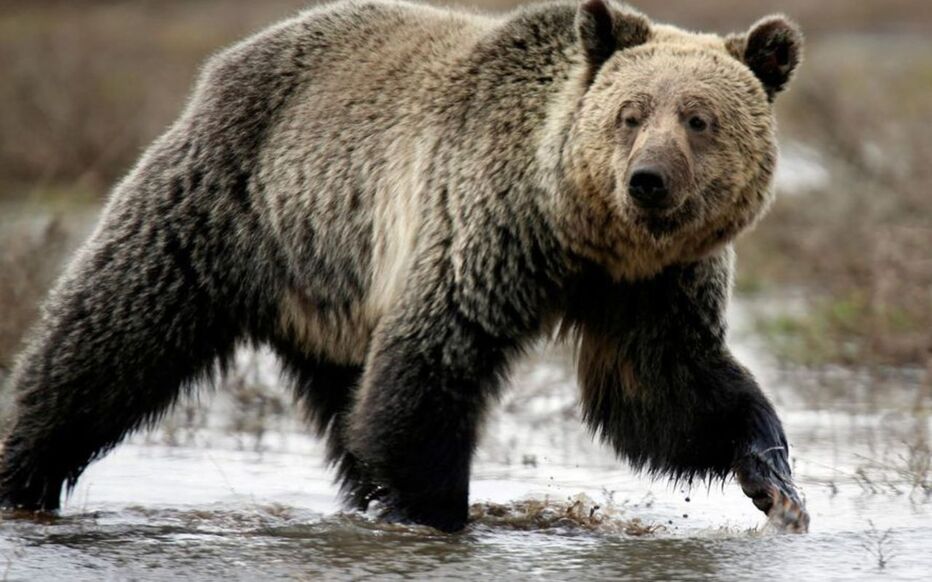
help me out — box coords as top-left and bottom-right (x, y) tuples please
(1, 309), (930, 581)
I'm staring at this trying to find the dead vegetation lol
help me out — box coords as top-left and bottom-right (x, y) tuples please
(469, 492), (664, 535)
(860, 520), (896, 570)
(0, 0), (312, 195)
(852, 410), (932, 499)
(737, 34), (932, 372)
(151, 350), (292, 451)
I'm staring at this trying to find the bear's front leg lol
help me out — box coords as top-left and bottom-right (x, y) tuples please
(346, 293), (515, 533)
(569, 248), (809, 532)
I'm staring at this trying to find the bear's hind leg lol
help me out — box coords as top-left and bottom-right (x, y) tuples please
(0, 213), (242, 512)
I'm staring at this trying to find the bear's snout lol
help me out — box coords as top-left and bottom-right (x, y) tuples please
(628, 167), (670, 209)
(624, 122), (692, 213)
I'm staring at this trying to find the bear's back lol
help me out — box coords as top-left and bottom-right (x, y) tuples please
(247, 1), (498, 363)
(170, 0), (576, 365)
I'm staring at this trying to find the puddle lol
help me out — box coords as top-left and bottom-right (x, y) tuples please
(2, 327), (930, 581)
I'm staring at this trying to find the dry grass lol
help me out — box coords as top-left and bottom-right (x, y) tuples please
(0, 0), (311, 196)
(860, 520), (896, 570)
(737, 35), (932, 370)
(852, 407), (932, 498)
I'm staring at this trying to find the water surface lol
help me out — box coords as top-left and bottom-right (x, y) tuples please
(0, 301), (928, 581)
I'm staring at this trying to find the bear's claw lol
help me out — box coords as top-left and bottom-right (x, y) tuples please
(735, 449), (809, 533)
(765, 485), (810, 533)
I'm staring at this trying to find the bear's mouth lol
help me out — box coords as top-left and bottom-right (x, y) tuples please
(630, 195), (680, 213)
(631, 197), (700, 238)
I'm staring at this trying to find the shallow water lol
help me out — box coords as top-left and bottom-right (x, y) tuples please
(1, 306), (930, 581)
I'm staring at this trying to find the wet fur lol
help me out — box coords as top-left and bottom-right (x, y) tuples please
(0, 0), (801, 532)
(565, 249), (791, 483)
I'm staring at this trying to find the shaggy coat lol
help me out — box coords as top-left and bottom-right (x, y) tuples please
(0, 0), (806, 532)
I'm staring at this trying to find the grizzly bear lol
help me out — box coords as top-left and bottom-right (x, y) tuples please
(0, 0), (807, 533)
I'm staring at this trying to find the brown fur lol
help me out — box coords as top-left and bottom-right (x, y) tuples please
(0, 0), (806, 532)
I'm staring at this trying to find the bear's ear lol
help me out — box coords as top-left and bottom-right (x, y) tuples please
(576, 0), (651, 70)
(726, 15), (803, 100)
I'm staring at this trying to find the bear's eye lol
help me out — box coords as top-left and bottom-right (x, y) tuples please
(688, 116), (708, 132)
(623, 115), (641, 129)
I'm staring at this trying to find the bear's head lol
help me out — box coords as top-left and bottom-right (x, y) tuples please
(557, 0), (802, 279)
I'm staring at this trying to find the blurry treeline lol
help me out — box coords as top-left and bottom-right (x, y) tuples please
(0, 0), (929, 372)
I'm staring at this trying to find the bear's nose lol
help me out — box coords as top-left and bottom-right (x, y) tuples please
(628, 168), (669, 208)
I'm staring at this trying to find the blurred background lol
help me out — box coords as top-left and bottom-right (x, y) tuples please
(0, 1), (930, 578)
